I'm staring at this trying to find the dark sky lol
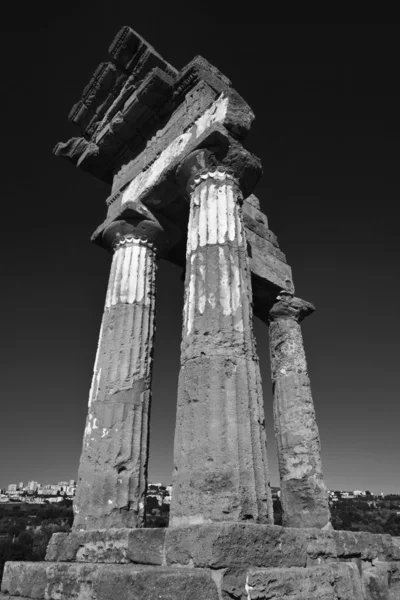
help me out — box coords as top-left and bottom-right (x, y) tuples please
(0, 11), (399, 494)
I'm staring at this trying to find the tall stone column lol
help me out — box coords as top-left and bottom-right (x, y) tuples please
(74, 218), (163, 530)
(170, 157), (273, 526)
(268, 291), (331, 529)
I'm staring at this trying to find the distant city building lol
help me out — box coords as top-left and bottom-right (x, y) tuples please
(27, 481), (39, 493)
(37, 488), (58, 496)
(7, 484), (17, 493)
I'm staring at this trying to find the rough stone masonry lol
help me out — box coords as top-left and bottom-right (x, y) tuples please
(3, 25), (397, 600)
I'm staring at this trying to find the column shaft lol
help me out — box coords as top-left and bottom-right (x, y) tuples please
(74, 236), (156, 530)
(269, 294), (331, 528)
(171, 171), (273, 525)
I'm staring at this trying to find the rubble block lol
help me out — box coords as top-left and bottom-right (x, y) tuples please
(221, 563), (364, 599)
(391, 536), (400, 560)
(333, 530), (397, 561)
(389, 561), (400, 600)
(46, 528), (165, 565)
(1, 563), (220, 600)
(360, 561), (400, 600)
(165, 523), (336, 568)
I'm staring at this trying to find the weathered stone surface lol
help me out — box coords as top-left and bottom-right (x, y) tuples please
(361, 561), (390, 600)
(108, 101), (261, 216)
(170, 168), (273, 525)
(110, 78), (219, 194)
(66, 26), (177, 137)
(74, 221), (160, 530)
(268, 291), (330, 529)
(165, 523), (335, 568)
(1, 561), (56, 598)
(94, 565), (220, 600)
(334, 530), (395, 561)
(1, 562), (220, 600)
(222, 563), (364, 599)
(392, 536), (400, 560)
(242, 201), (273, 243)
(46, 528), (165, 565)
(246, 225), (286, 262)
(45, 532), (70, 561)
(388, 561), (400, 599)
(4, 530), (399, 599)
(360, 560), (400, 600)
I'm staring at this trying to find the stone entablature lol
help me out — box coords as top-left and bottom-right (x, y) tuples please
(55, 26), (293, 312)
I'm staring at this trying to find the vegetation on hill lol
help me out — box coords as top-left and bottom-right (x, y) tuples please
(273, 495), (400, 535)
(0, 501), (73, 580)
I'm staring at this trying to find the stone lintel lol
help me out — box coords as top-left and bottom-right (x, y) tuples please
(111, 92), (257, 210)
(91, 125), (260, 242)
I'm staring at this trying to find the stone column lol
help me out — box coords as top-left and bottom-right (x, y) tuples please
(268, 291), (331, 529)
(170, 159), (273, 526)
(73, 218), (163, 530)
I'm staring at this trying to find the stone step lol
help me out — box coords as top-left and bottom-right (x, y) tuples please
(0, 561), (371, 600)
(45, 523), (400, 568)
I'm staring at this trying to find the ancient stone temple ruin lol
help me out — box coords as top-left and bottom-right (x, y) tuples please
(2, 26), (399, 600)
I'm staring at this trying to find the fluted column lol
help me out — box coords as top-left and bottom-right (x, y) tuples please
(170, 163), (273, 525)
(268, 291), (331, 529)
(74, 218), (162, 530)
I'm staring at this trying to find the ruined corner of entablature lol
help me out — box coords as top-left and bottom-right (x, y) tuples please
(222, 87), (257, 142)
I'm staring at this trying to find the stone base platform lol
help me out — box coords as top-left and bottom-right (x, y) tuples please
(1, 523), (400, 599)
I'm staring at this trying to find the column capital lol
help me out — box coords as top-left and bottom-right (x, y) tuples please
(102, 217), (177, 256)
(175, 149), (235, 195)
(268, 291), (315, 323)
(175, 146), (262, 199)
